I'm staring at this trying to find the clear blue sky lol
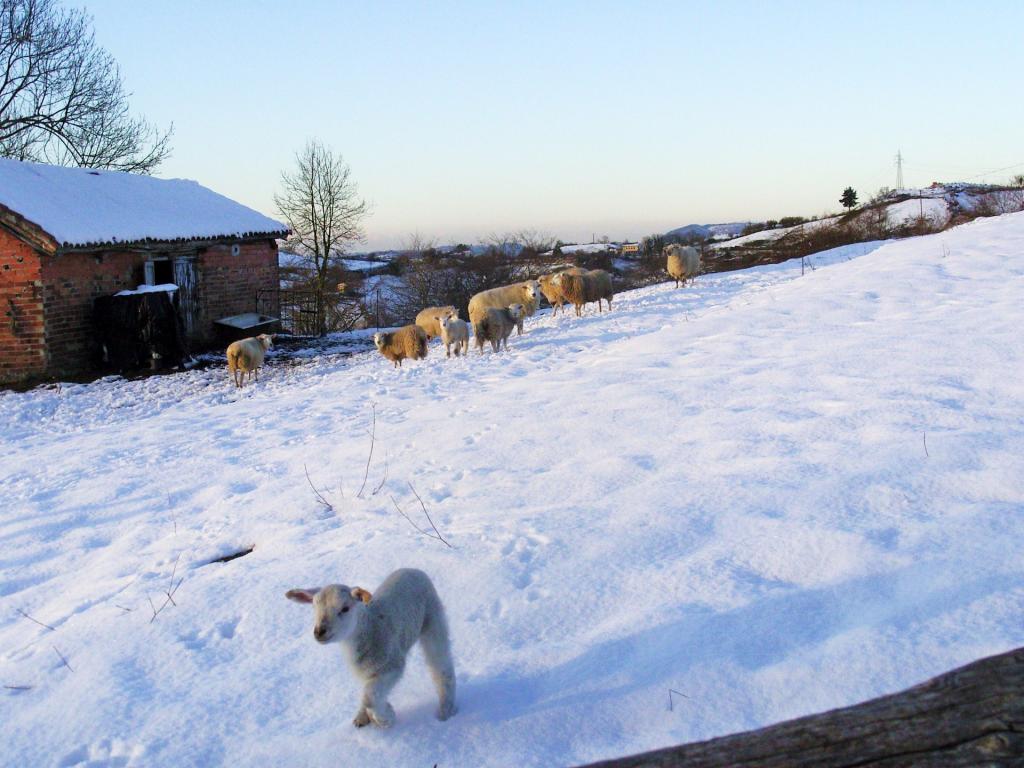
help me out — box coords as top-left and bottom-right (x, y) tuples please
(84, 0), (1024, 250)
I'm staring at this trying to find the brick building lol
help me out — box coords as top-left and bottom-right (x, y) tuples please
(0, 158), (288, 384)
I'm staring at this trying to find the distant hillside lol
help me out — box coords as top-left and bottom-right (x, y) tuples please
(664, 222), (749, 241)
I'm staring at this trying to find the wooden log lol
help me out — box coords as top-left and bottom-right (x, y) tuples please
(578, 646), (1024, 768)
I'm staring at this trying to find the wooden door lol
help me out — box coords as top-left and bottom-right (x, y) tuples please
(172, 256), (199, 341)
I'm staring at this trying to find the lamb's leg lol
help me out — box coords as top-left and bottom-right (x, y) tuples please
(420, 621), (457, 721)
(446, 342), (451, 358)
(360, 669), (402, 728)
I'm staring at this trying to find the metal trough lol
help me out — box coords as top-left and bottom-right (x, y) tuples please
(213, 312), (280, 343)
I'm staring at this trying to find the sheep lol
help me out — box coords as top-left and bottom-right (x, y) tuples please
(537, 267), (584, 316)
(415, 305), (458, 340)
(373, 325), (428, 368)
(468, 281), (540, 335)
(438, 314), (469, 358)
(665, 243), (701, 287)
(474, 304), (522, 353)
(552, 269), (614, 316)
(286, 568), (457, 729)
(226, 333), (273, 387)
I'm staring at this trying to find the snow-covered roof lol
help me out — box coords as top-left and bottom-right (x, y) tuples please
(0, 157), (288, 251)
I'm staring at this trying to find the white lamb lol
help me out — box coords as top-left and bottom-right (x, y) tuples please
(226, 333), (273, 388)
(438, 314), (470, 357)
(286, 568), (457, 728)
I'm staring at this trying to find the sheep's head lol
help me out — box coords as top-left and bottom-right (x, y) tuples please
(508, 303), (524, 319)
(257, 333), (274, 350)
(523, 281), (540, 301)
(373, 332), (387, 350)
(286, 584), (373, 645)
(439, 315), (455, 333)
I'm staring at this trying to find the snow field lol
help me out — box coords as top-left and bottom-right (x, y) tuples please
(1, 217), (1023, 767)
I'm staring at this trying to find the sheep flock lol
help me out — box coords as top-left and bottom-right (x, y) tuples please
(227, 247), (702, 380)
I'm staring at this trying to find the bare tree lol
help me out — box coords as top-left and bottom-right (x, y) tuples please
(275, 140), (369, 335)
(0, 0), (172, 172)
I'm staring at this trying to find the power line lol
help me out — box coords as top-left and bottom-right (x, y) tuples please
(895, 150), (904, 190)
(963, 161), (1024, 181)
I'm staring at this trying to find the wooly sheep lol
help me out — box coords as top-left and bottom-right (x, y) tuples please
(552, 269), (614, 316)
(226, 333), (273, 388)
(286, 568), (457, 728)
(438, 314), (469, 358)
(373, 325), (428, 368)
(665, 243), (701, 287)
(537, 267), (584, 316)
(415, 306), (458, 340)
(474, 304), (523, 353)
(468, 281), (540, 334)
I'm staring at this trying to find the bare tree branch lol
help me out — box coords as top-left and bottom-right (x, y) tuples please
(357, 404), (376, 498)
(52, 645), (72, 672)
(304, 463), (334, 512)
(390, 483), (452, 548)
(0, 0), (172, 172)
(15, 608), (55, 632)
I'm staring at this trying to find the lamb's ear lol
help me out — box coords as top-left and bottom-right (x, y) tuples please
(286, 588), (320, 604)
(351, 587), (373, 604)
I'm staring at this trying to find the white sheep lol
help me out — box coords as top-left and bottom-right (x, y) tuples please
(415, 306), (458, 340)
(438, 314), (469, 358)
(286, 568), (457, 728)
(226, 333), (273, 387)
(373, 325), (428, 368)
(468, 281), (540, 334)
(665, 244), (701, 287)
(474, 304), (522, 353)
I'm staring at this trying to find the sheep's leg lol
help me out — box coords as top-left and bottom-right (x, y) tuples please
(420, 626), (457, 721)
(360, 669), (402, 728)
(446, 342), (451, 358)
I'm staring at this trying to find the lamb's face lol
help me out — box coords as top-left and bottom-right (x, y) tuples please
(310, 585), (363, 644)
(439, 315), (453, 333)
(508, 303), (524, 319)
(373, 333), (385, 350)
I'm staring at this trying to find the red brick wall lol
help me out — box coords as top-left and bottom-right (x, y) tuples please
(0, 229), (46, 383)
(0, 236), (280, 382)
(39, 249), (144, 376)
(194, 239), (280, 345)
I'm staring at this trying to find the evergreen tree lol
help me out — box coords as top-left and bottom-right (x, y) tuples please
(840, 187), (859, 210)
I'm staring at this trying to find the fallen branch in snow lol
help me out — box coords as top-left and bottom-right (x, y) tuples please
(15, 608), (55, 632)
(668, 688), (691, 711)
(390, 483), (452, 548)
(357, 404), (376, 498)
(304, 463), (334, 513)
(922, 431), (929, 458)
(114, 605), (133, 613)
(52, 645), (73, 672)
(3, 684), (32, 691)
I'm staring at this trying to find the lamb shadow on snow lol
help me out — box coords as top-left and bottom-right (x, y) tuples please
(457, 561), (1021, 724)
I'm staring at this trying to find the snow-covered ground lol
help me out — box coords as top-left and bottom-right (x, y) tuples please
(2, 216), (1023, 767)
